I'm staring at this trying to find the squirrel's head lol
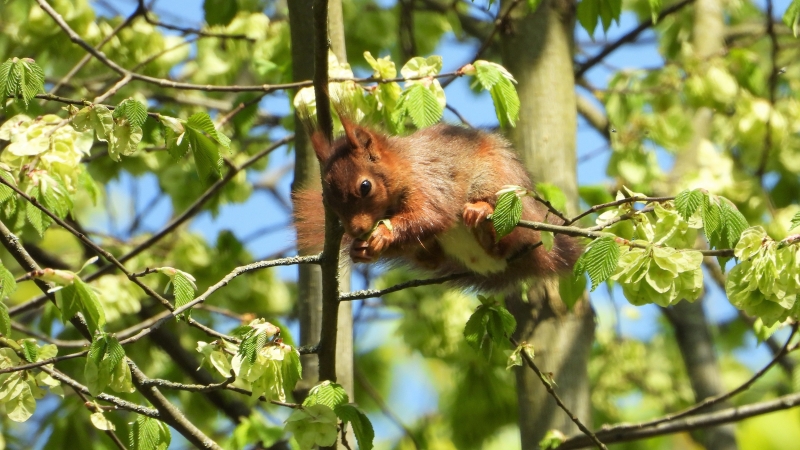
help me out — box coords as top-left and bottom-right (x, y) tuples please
(309, 119), (394, 238)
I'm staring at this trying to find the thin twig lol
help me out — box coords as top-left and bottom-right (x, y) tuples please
(556, 391), (800, 449)
(756, 0), (780, 179)
(35, 0), (463, 94)
(567, 195), (674, 225)
(441, 0), (524, 89)
(49, 4), (143, 95)
(510, 337), (607, 450)
(339, 273), (468, 301)
(585, 325), (798, 436)
(575, 0), (695, 78)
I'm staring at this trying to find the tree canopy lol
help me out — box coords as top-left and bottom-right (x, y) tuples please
(1, 0), (800, 449)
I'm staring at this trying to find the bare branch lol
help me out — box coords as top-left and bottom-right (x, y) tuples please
(557, 390), (800, 449)
(510, 337), (608, 450)
(339, 273), (467, 302)
(575, 0), (695, 78)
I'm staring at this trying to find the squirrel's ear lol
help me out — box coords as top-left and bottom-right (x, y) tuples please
(309, 130), (333, 162)
(341, 118), (376, 154)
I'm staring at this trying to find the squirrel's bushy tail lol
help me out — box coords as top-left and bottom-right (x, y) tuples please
(553, 233), (583, 274)
(292, 189), (326, 253)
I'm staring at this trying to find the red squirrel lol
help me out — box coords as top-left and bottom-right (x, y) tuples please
(293, 119), (580, 292)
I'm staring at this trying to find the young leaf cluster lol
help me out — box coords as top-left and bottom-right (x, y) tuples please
(130, 415), (171, 450)
(84, 333), (134, 396)
(156, 267), (197, 318)
(463, 296), (517, 360)
(0, 57), (44, 110)
(165, 112), (231, 185)
(468, 61), (520, 128)
(197, 319), (301, 403)
(0, 343), (62, 422)
(71, 99), (148, 162)
(726, 227), (800, 325)
(286, 381), (374, 450)
(294, 54), (521, 133)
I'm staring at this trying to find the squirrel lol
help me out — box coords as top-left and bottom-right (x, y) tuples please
(293, 118), (581, 292)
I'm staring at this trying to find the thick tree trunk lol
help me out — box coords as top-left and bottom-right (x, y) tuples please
(288, 0), (323, 396)
(664, 0), (738, 447)
(289, 3), (353, 449)
(327, 0), (355, 414)
(500, 0), (595, 446)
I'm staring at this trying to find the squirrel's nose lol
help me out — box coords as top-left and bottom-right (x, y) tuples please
(349, 224), (368, 238)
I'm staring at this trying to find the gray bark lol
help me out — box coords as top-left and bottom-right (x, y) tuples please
(500, 0), (595, 446)
(288, 0), (324, 396)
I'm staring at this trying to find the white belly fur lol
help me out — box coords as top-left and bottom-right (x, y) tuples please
(436, 224), (507, 275)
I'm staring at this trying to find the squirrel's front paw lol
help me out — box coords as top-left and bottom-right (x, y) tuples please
(350, 223), (393, 262)
(350, 239), (374, 262)
(463, 201), (494, 228)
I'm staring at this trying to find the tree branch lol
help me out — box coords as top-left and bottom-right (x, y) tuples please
(575, 0), (695, 78)
(510, 337), (608, 450)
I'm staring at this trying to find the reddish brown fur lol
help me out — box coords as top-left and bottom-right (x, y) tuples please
(293, 120), (581, 292)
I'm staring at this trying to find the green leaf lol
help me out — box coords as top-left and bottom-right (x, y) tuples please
(6, 382), (35, 422)
(113, 98), (148, 128)
(25, 191), (50, 237)
(285, 404), (338, 450)
(558, 272), (586, 310)
(282, 348), (302, 395)
(493, 191), (523, 240)
(463, 307), (488, 349)
(204, 0), (239, 26)
(489, 306), (516, 337)
(238, 328), (268, 365)
(0, 302), (10, 337)
(0, 262), (17, 301)
(187, 112), (231, 150)
(577, 0), (621, 36)
(396, 83), (443, 129)
(489, 75), (520, 128)
(528, 0), (544, 13)
(648, 0), (662, 23)
(103, 336), (125, 372)
(400, 56), (443, 79)
(535, 183), (568, 213)
(187, 128), (223, 184)
(720, 199), (748, 248)
(784, 0), (800, 37)
(73, 105), (114, 143)
(674, 189), (703, 222)
(73, 279), (106, 335)
(130, 415), (171, 450)
(702, 195), (721, 244)
(577, 0), (600, 37)
(109, 122), (143, 161)
(753, 318), (780, 343)
(334, 404), (375, 450)
(172, 271), (196, 317)
(790, 211), (800, 232)
(584, 236), (620, 291)
(57, 284), (83, 329)
(0, 58), (44, 110)
(304, 381), (349, 409)
(0, 171), (16, 206)
(20, 340), (37, 363)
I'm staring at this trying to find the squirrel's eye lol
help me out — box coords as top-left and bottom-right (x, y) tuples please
(360, 180), (372, 196)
